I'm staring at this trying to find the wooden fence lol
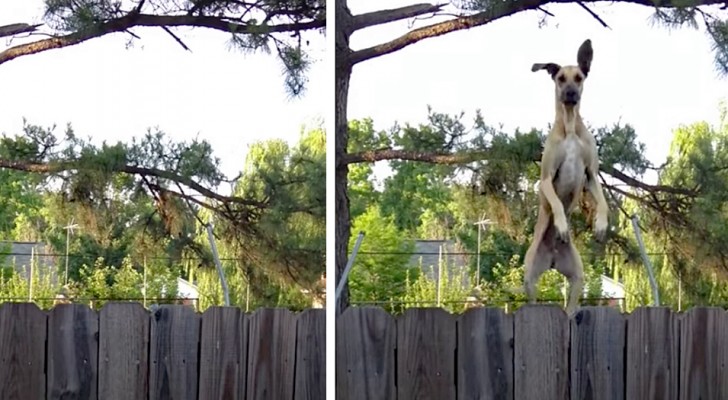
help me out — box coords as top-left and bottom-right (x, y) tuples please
(336, 304), (728, 400)
(0, 302), (325, 400)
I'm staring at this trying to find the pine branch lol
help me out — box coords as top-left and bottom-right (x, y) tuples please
(0, 13), (324, 66)
(342, 147), (489, 165)
(0, 158), (267, 208)
(349, 0), (728, 65)
(342, 147), (697, 196)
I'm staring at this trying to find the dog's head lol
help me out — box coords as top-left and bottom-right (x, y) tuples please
(532, 39), (593, 107)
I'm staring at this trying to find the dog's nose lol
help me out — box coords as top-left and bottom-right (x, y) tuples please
(563, 89), (579, 104)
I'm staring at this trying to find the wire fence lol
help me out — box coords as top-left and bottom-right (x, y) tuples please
(351, 296), (626, 306)
(356, 250), (668, 256)
(0, 297), (199, 302)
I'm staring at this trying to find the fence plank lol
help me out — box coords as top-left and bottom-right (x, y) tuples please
(98, 302), (150, 400)
(198, 307), (247, 400)
(294, 309), (325, 400)
(514, 304), (569, 400)
(149, 305), (200, 400)
(397, 308), (457, 400)
(47, 304), (99, 400)
(625, 307), (678, 400)
(457, 307), (513, 400)
(335, 307), (396, 400)
(0, 303), (46, 400)
(246, 308), (297, 400)
(570, 306), (625, 400)
(679, 307), (727, 400)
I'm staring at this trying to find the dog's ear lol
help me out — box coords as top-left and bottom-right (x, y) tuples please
(577, 39), (593, 76)
(531, 63), (561, 78)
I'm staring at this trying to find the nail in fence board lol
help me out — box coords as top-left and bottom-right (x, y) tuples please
(514, 304), (569, 400)
(47, 304), (99, 400)
(0, 303), (46, 400)
(570, 306), (625, 400)
(679, 307), (728, 400)
(149, 305), (200, 400)
(197, 307), (247, 400)
(457, 307), (513, 400)
(246, 308), (297, 400)
(397, 308), (457, 400)
(625, 307), (678, 400)
(294, 309), (326, 400)
(335, 307), (396, 400)
(98, 302), (150, 400)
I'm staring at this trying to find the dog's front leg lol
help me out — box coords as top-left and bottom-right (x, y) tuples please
(586, 162), (608, 241)
(540, 142), (569, 241)
(539, 177), (569, 241)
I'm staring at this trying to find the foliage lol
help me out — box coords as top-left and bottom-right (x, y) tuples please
(0, 257), (58, 309)
(401, 259), (472, 314)
(347, 119), (390, 219)
(347, 205), (418, 306)
(71, 257), (179, 308)
(0, 122), (325, 309)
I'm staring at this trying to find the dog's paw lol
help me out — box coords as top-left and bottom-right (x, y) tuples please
(554, 215), (570, 242)
(565, 304), (579, 318)
(594, 213), (608, 242)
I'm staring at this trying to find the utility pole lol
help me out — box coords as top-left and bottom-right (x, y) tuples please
(205, 223), (230, 306)
(630, 215), (660, 306)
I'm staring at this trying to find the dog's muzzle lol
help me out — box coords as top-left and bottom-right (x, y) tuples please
(562, 88), (580, 105)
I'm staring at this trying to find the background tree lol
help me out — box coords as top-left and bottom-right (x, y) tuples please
(334, 0), (728, 312)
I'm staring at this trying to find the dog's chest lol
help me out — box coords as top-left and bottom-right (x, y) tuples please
(555, 135), (587, 195)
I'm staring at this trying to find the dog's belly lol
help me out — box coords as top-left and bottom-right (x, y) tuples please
(554, 137), (586, 202)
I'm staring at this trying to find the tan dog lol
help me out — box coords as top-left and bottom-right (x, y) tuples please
(523, 39), (609, 316)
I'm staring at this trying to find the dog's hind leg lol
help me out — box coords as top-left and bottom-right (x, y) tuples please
(553, 239), (584, 316)
(523, 209), (554, 303)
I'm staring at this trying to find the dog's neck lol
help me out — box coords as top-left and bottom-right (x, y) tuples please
(554, 102), (582, 137)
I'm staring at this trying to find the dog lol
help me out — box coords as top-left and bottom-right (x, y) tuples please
(523, 39), (609, 316)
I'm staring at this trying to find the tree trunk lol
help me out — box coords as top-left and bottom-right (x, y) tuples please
(335, 0), (353, 314)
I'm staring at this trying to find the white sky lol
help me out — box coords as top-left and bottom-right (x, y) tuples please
(0, 1), (327, 181)
(347, 1), (728, 185)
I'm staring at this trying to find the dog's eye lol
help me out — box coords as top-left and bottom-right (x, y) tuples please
(557, 75), (566, 83)
(575, 75), (583, 83)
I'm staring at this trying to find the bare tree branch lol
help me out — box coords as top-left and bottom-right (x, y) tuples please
(0, 13), (324, 66)
(0, 23), (43, 39)
(353, 3), (447, 30)
(161, 26), (192, 51)
(577, 1), (611, 28)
